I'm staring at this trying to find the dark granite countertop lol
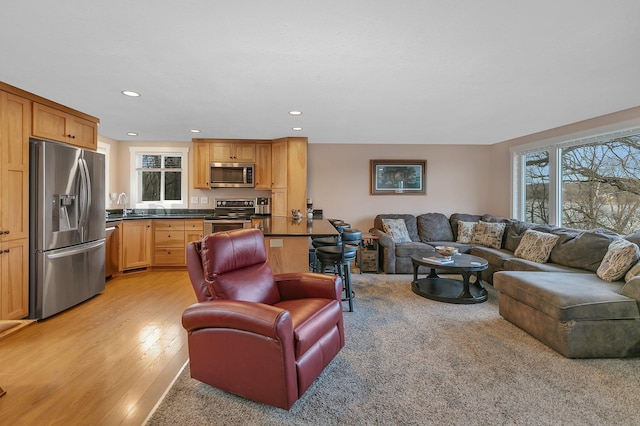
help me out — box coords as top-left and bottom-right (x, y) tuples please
(105, 208), (214, 223)
(253, 216), (338, 237)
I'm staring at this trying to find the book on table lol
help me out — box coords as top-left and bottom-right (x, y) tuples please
(422, 256), (454, 265)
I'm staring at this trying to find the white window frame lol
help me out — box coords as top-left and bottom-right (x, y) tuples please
(129, 146), (190, 209)
(511, 126), (640, 226)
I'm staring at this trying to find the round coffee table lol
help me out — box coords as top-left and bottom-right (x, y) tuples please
(411, 253), (488, 304)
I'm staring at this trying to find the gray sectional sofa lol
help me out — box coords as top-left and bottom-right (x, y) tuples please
(371, 213), (640, 358)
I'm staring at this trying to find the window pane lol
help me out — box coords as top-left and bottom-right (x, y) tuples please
(524, 151), (549, 224)
(165, 172), (181, 201)
(165, 156), (182, 169)
(562, 136), (640, 233)
(141, 155), (161, 169)
(141, 171), (161, 201)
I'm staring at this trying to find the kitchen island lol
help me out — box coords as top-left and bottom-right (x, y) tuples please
(254, 216), (338, 274)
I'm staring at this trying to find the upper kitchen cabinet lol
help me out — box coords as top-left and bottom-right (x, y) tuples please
(32, 102), (98, 150)
(209, 140), (256, 162)
(255, 142), (272, 190)
(271, 137), (307, 216)
(192, 141), (210, 189)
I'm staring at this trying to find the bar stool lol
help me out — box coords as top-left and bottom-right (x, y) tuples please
(315, 228), (362, 312)
(311, 222), (350, 272)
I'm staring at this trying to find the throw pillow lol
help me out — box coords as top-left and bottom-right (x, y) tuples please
(625, 260), (640, 283)
(381, 218), (412, 243)
(456, 221), (477, 244)
(470, 221), (507, 249)
(514, 229), (560, 263)
(597, 239), (640, 282)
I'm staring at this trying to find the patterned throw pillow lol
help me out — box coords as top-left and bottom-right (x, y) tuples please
(470, 221), (507, 249)
(381, 218), (412, 243)
(597, 239), (640, 282)
(514, 229), (560, 263)
(456, 221), (477, 244)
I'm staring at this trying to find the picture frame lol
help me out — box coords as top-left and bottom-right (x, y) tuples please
(370, 160), (426, 195)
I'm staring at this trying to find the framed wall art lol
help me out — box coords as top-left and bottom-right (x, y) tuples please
(370, 160), (426, 195)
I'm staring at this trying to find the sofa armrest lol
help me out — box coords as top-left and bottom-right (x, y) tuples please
(182, 300), (292, 340)
(376, 231), (397, 273)
(622, 277), (640, 301)
(275, 272), (342, 301)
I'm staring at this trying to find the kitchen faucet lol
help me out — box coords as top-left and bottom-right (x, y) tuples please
(116, 192), (129, 216)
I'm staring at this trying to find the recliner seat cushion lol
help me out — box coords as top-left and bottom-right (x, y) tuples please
(494, 271), (638, 321)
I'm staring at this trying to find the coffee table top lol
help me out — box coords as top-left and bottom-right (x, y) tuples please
(411, 253), (488, 272)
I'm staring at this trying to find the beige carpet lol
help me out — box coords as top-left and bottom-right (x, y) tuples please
(147, 274), (640, 425)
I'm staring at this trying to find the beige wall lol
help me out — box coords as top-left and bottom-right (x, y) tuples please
(98, 106), (640, 231)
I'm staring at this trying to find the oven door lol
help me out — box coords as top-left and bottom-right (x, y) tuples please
(204, 220), (251, 235)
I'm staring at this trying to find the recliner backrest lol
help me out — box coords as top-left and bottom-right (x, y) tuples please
(199, 228), (280, 304)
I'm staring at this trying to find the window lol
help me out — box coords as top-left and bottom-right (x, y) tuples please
(513, 128), (640, 234)
(129, 147), (189, 209)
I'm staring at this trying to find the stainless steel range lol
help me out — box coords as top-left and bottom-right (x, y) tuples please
(204, 198), (255, 234)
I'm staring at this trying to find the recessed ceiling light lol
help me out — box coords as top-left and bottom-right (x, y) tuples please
(190, 129), (201, 133)
(289, 111), (302, 116)
(292, 127), (303, 131)
(127, 132), (138, 136)
(121, 90), (140, 97)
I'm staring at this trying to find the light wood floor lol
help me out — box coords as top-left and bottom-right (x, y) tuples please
(0, 270), (197, 425)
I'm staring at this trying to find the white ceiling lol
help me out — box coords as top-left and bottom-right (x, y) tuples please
(2, 1), (639, 144)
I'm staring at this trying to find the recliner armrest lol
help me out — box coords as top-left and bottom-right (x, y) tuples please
(182, 300), (292, 340)
(275, 272), (342, 301)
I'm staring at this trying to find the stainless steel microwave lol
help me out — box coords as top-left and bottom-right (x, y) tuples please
(209, 162), (255, 188)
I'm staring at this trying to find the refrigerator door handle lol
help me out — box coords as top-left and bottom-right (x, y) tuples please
(46, 239), (105, 259)
(78, 158), (92, 228)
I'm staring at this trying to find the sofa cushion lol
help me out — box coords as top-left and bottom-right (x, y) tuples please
(456, 221), (478, 243)
(381, 218), (412, 243)
(450, 213), (482, 241)
(549, 230), (615, 272)
(597, 239), (640, 282)
(374, 214), (420, 242)
(417, 213), (454, 242)
(470, 221), (506, 249)
(514, 229), (560, 263)
(493, 271), (637, 321)
(625, 231), (640, 247)
(503, 257), (588, 273)
(471, 246), (514, 269)
(481, 215), (514, 247)
(395, 241), (435, 257)
(625, 261), (640, 283)
(504, 221), (555, 252)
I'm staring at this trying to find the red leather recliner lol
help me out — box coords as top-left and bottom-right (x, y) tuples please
(182, 228), (345, 410)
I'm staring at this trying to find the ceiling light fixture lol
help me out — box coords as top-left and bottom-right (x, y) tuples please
(292, 127), (303, 131)
(121, 90), (140, 97)
(289, 110), (302, 116)
(127, 132), (138, 136)
(190, 129), (201, 133)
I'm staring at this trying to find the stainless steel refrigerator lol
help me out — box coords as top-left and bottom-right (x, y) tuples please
(29, 138), (106, 320)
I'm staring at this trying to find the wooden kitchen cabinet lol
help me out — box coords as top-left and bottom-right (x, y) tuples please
(32, 102), (98, 150)
(210, 141), (256, 162)
(0, 238), (29, 320)
(0, 90), (30, 319)
(153, 219), (186, 266)
(185, 219), (204, 243)
(271, 137), (307, 216)
(120, 220), (152, 270)
(255, 142), (272, 189)
(193, 141), (210, 189)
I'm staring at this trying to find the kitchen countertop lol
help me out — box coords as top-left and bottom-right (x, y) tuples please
(253, 216), (338, 237)
(105, 208), (215, 223)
